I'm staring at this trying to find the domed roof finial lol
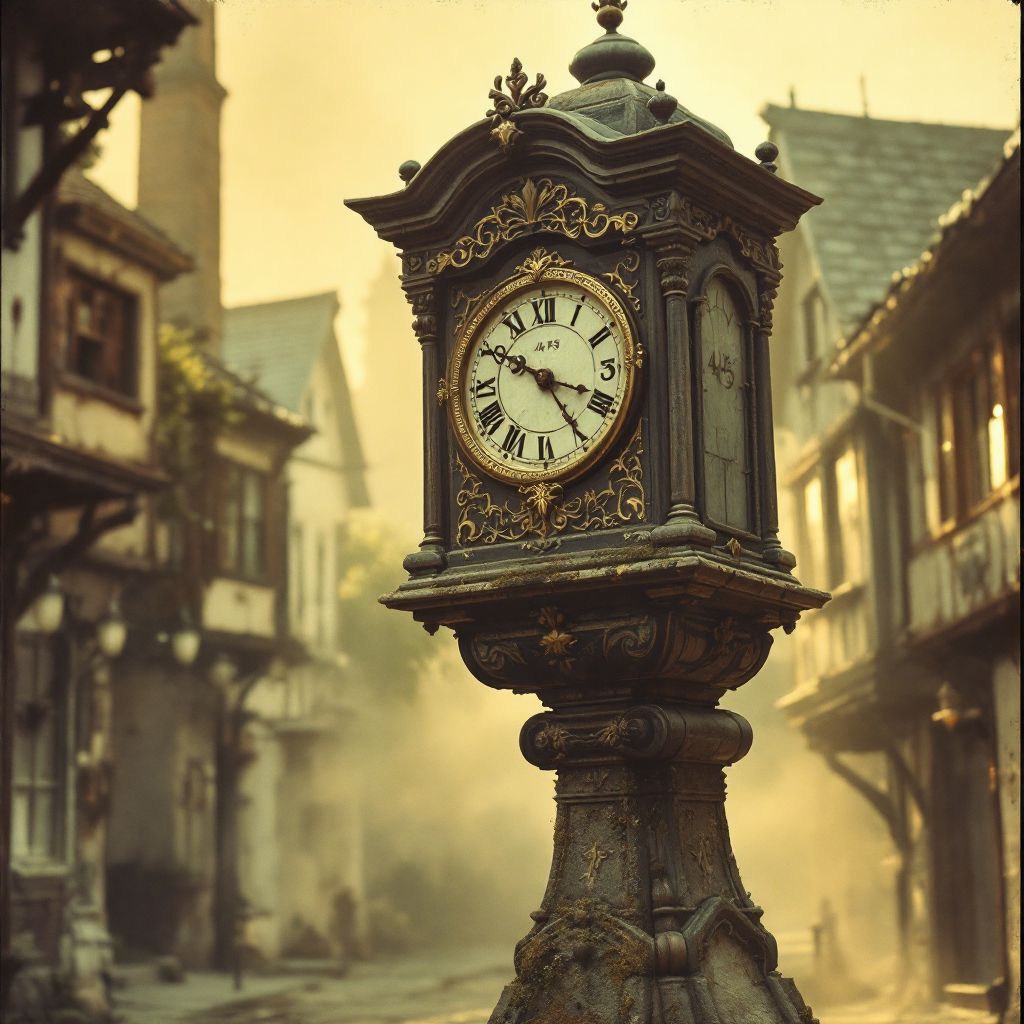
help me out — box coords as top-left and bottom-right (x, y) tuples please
(570, 0), (655, 86)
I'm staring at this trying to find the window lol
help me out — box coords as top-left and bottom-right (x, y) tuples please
(700, 277), (752, 532)
(291, 523), (305, 630)
(924, 336), (1017, 530)
(803, 476), (828, 590)
(315, 532), (326, 648)
(833, 446), (865, 585)
(64, 270), (137, 395)
(12, 637), (64, 862)
(802, 287), (828, 366)
(219, 462), (265, 578)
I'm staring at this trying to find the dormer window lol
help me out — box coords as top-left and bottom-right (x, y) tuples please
(64, 269), (137, 396)
(802, 286), (828, 366)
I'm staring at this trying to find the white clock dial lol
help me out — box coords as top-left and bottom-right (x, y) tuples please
(449, 268), (636, 485)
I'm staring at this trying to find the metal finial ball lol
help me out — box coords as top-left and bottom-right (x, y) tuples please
(398, 160), (421, 185)
(755, 141), (779, 173)
(647, 80), (678, 124)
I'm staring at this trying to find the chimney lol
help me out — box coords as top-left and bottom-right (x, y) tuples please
(137, 0), (226, 351)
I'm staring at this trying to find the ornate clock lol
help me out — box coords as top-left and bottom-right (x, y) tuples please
(347, 2), (829, 1021)
(449, 253), (639, 485)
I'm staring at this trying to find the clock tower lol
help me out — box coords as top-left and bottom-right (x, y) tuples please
(347, 2), (828, 1020)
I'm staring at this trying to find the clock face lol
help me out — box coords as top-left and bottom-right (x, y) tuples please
(448, 266), (638, 485)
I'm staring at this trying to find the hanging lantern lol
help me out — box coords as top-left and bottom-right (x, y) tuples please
(171, 609), (201, 667)
(96, 597), (128, 659)
(33, 575), (65, 635)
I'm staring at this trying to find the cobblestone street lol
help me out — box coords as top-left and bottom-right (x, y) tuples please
(110, 948), (1000, 1024)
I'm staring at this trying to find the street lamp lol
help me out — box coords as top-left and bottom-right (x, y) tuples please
(96, 597), (128, 659)
(209, 653), (237, 687)
(33, 575), (65, 635)
(171, 609), (201, 667)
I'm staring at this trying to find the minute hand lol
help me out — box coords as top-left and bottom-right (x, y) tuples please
(548, 388), (588, 444)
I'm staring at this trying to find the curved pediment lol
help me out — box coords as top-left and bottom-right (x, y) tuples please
(346, 108), (821, 257)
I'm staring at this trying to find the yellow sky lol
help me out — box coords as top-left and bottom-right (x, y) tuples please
(88, 0), (1020, 387)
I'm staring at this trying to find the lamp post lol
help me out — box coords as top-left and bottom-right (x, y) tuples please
(347, 1), (829, 1018)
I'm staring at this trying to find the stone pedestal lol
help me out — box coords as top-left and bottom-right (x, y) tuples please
(445, 596), (821, 1024)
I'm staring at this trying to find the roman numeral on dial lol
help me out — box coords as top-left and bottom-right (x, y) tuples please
(474, 377), (496, 399)
(531, 297), (556, 324)
(537, 436), (554, 460)
(587, 389), (615, 418)
(478, 400), (505, 435)
(501, 424), (525, 458)
(502, 310), (526, 339)
(588, 325), (613, 349)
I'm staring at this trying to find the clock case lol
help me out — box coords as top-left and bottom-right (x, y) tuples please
(347, 109), (827, 640)
(348, 64), (834, 1024)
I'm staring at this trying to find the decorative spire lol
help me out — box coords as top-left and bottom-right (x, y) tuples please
(486, 57), (548, 152)
(569, 0), (655, 85)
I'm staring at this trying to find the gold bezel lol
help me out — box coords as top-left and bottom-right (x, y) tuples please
(448, 262), (638, 486)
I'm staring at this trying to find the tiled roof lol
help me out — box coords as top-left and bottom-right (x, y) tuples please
(761, 105), (1012, 331)
(832, 129), (1020, 377)
(222, 292), (369, 507)
(223, 292), (339, 413)
(57, 169), (192, 277)
(198, 349), (308, 433)
(59, 170), (183, 254)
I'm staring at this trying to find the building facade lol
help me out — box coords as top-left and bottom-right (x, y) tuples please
(2, 2), (194, 1014)
(223, 291), (369, 963)
(765, 103), (1019, 1018)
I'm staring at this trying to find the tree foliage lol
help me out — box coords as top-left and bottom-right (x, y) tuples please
(156, 324), (239, 519)
(336, 517), (435, 701)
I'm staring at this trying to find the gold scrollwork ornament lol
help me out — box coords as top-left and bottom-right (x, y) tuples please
(429, 178), (639, 275)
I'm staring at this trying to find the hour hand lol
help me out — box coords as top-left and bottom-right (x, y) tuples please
(553, 379), (589, 394)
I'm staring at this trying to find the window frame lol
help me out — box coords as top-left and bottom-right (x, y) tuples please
(62, 266), (139, 400)
(691, 267), (760, 542)
(217, 459), (268, 582)
(12, 634), (68, 866)
(917, 328), (1019, 541)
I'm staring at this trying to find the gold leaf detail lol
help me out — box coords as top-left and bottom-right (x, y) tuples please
(514, 246), (572, 282)
(431, 178), (639, 274)
(490, 120), (523, 151)
(581, 841), (610, 887)
(454, 422), (645, 546)
(436, 378), (449, 405)
(602, 250), (641, 314)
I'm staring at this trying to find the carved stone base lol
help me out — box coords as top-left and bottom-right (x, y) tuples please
(488, 704), (819, 1024)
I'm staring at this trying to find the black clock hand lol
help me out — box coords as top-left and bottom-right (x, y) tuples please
(547, 387), (589, 444)
(480, 345), (588, 393)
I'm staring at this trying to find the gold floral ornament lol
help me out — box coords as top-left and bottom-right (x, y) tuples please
(581, 841), (610, 887)
(430, 178), (640, 274)
(534, 721), (572, 755)
(454, 422), (646, 546)
(487, 57), (548, 153)
(538, 606), (575, 658)
(602, 250), (641, 314)
(515, 246), (572, 283)
(436, 378), (449, 406)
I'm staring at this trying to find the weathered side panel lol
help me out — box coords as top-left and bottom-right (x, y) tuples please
(907, 489), (1020, 637)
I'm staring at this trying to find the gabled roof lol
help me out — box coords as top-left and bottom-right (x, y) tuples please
(222, 292), (369, 508)
(761, 105), (1012, 331)
(832, 130), (1020, 379)
(223, 292), (339, 413)
(57, 169), (192, 280)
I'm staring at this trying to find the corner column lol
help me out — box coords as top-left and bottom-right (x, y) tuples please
(754, 276), (795, 569)
(404, 284), (447, 576)
(649, 234), (715, 547)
